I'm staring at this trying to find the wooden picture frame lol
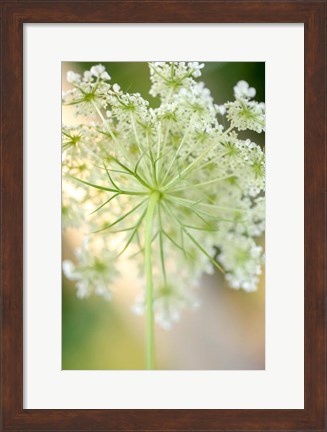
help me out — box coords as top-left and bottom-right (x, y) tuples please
(1, 1), (325, 430)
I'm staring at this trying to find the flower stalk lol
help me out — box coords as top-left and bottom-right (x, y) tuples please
(144, 191), (161, 369)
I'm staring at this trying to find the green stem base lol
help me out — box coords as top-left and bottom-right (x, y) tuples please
(144, 191), (160, 370)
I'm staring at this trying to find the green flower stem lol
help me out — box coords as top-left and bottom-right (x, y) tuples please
(144, 191), (160, 370)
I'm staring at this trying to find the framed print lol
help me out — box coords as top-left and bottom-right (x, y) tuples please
(1, 1), (326, 431)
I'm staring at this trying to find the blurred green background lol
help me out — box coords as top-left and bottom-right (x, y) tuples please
(62, 62), (265, 370)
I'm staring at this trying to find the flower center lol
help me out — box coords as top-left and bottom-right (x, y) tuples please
(150, 189), (163, 201)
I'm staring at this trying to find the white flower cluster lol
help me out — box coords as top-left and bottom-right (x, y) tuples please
(149, 61), (204, 100)
(63, 64), (111, 116)
(225, 80), (265, 133)
(62, 62), (265, 329)
(133, 284), (200, 331)
(63, 238), (117, 301)
(216, 233), (263, 292)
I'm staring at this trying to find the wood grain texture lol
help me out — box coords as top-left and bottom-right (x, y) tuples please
(0, 1), (326, 431)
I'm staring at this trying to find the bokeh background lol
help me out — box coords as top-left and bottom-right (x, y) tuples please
(62, 62), (265, 370)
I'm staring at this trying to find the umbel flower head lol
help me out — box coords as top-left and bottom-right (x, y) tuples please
(62, 62), (265, 352)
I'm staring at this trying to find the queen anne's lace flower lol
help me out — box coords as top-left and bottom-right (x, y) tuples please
(67, 71), (81, 84)
(62, 70), (111, 116)
(217, 233), (263, 292)
(62, 193), (85, 229)
(62, 62), (265, 330)
(233, 80), (256, 99)
(133, 283), (200, 330)
(63, 238), (118, 300)
(149, 61), (204, 100)
(226, 99), (265, 133)
(90, 64), (111, 80)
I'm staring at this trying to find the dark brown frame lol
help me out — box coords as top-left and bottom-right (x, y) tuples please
(1, 1), (326, 431)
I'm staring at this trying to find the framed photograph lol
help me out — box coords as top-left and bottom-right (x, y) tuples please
(1, 1), (325, 431)
(61, 60), (266, 372)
